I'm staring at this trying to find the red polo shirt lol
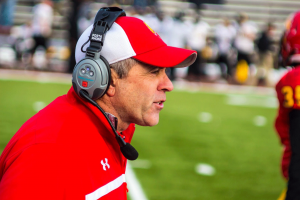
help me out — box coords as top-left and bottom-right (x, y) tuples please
(0, 87), (135, 200)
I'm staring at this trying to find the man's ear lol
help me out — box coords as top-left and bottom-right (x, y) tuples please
(106, 69), (118, 97)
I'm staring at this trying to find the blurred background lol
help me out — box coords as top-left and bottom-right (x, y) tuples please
(0, 0), (299, 199)
(0, 0), (298, 85)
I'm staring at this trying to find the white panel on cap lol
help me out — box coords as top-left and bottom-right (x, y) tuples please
(75, 23), (136, 64)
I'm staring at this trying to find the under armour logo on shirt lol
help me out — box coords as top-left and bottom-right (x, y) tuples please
(101, 158), (110, 171)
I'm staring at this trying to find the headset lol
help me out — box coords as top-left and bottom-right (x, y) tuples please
(72, 7), (138, 160)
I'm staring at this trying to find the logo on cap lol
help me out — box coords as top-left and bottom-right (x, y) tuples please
(144, 22), (158, 36)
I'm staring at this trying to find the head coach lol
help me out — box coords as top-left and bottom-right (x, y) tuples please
(0, 7), (196, 200)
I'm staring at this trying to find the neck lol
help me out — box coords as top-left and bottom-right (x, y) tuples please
(95, 98), (129, 132)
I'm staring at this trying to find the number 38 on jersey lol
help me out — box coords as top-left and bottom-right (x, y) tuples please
(282, 85), (300, 108)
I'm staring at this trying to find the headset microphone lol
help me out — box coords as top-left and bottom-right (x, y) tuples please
(72, 7), (139, 160)
(79, 90), (139, 160)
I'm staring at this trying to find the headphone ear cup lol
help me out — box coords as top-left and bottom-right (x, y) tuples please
(72, 55), (111, 100)
(100, 55), (111, 96)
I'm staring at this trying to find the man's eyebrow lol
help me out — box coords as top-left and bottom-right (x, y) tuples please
(143, 63), (157, 68)
(134, 59), (161, 70)
(142, 63), (160, 71)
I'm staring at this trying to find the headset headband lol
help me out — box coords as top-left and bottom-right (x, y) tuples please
(74, 7), (138, 160)
(86, 7), (126, 56)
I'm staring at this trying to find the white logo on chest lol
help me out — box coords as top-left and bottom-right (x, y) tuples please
(100, 158), (110, 171)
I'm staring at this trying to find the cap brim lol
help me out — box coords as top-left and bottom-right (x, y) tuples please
(133, 45), (197, 68)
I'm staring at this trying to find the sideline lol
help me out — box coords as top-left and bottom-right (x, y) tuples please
(0, 69), (276, 96)
(173, 80), (275, 97)
(126, 162), (148, 200)
(0, 69), (72, 84)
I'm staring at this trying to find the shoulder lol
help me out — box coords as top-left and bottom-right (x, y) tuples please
(283, 67), (300, 84)
(0, 93), (101, 165)
(275, 67), (300, 97)
(276, 69), (292, 86)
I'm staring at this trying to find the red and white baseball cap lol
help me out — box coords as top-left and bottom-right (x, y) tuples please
(75, 16), (197, 68)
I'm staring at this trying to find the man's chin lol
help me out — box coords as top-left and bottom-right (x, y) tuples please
(138, 117), (160, 127)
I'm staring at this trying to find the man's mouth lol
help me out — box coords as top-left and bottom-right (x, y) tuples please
(154, 101), (165, 108)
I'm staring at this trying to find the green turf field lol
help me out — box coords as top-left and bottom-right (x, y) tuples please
(0, 79), (285, 200)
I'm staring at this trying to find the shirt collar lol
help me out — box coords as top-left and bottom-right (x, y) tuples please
(105, 112), (118, 130)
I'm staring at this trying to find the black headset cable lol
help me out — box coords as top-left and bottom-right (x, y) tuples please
(79, 90), (139, 160)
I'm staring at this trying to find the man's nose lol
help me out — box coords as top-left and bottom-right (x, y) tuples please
(159, 72), (174, 92)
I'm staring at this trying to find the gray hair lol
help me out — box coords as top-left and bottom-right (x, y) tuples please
(109, 58), (139, 78)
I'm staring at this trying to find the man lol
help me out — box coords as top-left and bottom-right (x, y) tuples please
(274, 11), (300, 200)
(30, 0), (53, 58)
(233, 12), (257, 66)
(233, 12), (257, 83)
(0, 9), (196, 200)
(0, 0), (16, 30)
(186, 13), (210, 81)
(256, 22), (276, 86)
(214, 17), (236, 80)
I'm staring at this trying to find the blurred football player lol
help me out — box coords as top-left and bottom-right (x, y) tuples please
(275, 11), (300, 200)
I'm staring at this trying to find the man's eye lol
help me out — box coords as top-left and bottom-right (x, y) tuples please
(151, 70), (160, 74)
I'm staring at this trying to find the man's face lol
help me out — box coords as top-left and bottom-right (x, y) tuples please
(112, 62), (174, 129)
